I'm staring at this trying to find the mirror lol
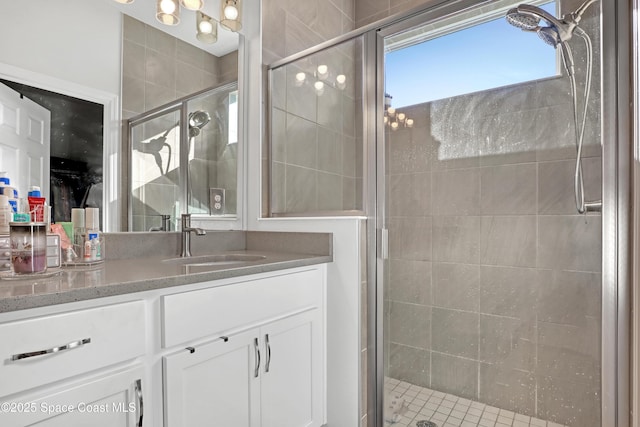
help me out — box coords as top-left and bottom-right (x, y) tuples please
(0, 0), (239, 231)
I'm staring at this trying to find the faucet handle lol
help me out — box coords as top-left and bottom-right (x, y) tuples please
(181, 213), (191, 229)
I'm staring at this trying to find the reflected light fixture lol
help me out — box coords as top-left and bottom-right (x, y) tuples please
(314, 81), (325, 95)
(295, 72), (306, 87)
(180, 0), (203, 10)
(220, 0), (242, 32)
(384, 93), (414, 130)
(157, 0), (180, 25)
(196, 12), (218, 43)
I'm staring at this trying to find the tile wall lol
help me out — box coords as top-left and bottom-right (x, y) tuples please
(121, 15), (238, 229)
(384, 74), (602, 427)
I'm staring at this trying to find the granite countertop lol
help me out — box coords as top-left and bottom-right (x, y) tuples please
(0, 231), (333, 313)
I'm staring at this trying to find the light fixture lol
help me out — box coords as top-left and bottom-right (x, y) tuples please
(314, 81), (325, 95)
(336, 74), (346, 90)
(317, 64), (329, 80)
(180, 0), (203, 11)
(157, 0), (180, 25)
(384, 93), (414, 130)
(220, 0), (242, 32)
(295, 72), (306, 87)
(196, 12), (218, 43)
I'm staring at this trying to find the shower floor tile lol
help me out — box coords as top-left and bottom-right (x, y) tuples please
(384, 378), (567, 427)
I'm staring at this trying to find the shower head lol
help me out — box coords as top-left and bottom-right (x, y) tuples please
(188, 110), (211, 137)
(505, 0), (599, 47)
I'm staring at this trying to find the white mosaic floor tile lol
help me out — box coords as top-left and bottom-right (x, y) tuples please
(384, 377), (567, 427)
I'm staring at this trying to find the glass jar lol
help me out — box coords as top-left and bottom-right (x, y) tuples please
(9, 222), (47, 274)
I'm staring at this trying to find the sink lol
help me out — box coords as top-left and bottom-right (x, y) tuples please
(162, 254), (267, 267)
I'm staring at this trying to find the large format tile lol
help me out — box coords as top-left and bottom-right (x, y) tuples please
(538, 157), (602, 215)
(389, 259), (432, 305)
(432, 216), (480, 264)
(286, 114), (318, 169)
(389, 301), (430, 349)
(479, 314), (535, 371)
(389, 217), (432, 261)
(389, 172), (431, 217)
(432, 262), (480, 312)
(431, 352), (479, 400)
(537, 215), (601, 272)
(480, 266), (538, 319)
(479, 363), (536, 416)
(536, 375), (600, 427)
(480, 216), (536, 267)
(388, 344), (431, 388)
(431, 308), (478, 359)
(537, 269), (601, 326)
(432, 168), (480, 216)
(480, 163), (537, 215)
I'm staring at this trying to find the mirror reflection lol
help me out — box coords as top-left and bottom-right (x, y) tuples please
(0, 0), (239, 232)
(129, 82), (238, 232)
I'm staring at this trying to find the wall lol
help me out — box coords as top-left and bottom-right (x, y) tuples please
(384, 75), (602, 427)
(121, 16), (239, 230)
(0, 0), (121, 97)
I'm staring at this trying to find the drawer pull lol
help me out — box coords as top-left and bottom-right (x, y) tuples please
(253, 337), (260, 378)
(135, 379), (144, 427)
(265, 334), (271, 373)
(10, 338), (91, 361)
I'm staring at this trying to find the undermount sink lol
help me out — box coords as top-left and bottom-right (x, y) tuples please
(162, 254), (267, 267)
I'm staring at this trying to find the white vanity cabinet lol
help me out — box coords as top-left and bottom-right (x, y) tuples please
(162, 267), (326, 427)
(0, 300), (146, 427)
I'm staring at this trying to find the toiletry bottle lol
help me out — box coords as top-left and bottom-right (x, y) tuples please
(0, 194), (10, 234)
(71, 208), (86, 260)
(85, 207), (101, 261)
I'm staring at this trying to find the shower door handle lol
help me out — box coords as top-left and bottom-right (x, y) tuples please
(379, 228), (389, 260)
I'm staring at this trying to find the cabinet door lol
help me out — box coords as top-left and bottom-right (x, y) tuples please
(0, 366), (144, 427)
(260, 310), (324, 427)
(164, 329), (260, 427)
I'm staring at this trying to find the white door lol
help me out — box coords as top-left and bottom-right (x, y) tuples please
(260, 310), (324, 427)
(0, 366), (144, 427)
(164, 329), (260, 427)
(0, 83), (50, 199)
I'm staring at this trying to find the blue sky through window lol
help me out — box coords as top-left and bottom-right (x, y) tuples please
(385, 2), (557, 108)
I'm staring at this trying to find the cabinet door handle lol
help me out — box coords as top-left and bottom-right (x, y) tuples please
(10, 337), (91, 361)
(265, 334), (271, 373)
(254, 337), (261, 378)
(135, 379), (144, 427)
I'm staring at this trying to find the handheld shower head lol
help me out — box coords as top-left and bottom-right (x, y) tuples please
(188, 110), (211, 137)
(505, 8), (540, 31)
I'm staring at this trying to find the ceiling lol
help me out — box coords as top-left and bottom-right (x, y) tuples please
(102, 0), (239, 57)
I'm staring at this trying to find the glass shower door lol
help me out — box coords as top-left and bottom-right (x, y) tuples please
(380, 1), (602, 426)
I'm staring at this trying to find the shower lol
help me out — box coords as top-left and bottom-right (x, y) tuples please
(506, 0), (601, 213)
(188, 110), (211, 138)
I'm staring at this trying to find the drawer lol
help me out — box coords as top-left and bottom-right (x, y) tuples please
(162, 268), (323, 348)
(0, 300), (146, 397)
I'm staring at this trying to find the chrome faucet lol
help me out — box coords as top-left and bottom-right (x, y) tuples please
(149, 214), (171, 232)
(180, 214), (206, 257)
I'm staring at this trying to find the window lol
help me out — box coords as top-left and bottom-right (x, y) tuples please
(385, 1), (558, 107)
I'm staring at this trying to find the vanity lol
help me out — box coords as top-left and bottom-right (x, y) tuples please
(0, 231), (331, 427)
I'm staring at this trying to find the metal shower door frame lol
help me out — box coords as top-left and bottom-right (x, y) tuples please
(368, 1), (632, 427)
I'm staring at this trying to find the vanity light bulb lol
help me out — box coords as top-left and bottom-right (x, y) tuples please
(383, 116), (388, 124)
(180, 0), (203, 10)
(317, 65), (328, 76)
(160, 0), (176, 14)
(387, 107), (396, 117)
(314, 81), (325, 91)
(406, 119), (414, 127)
(397, 113), (406, 121)
(295, 72), (306, 82)
(336, 74), (346, 84)
(199, 20), (214, 33)
(391, 121), (399, 130)
(224, 3), (239, 20)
